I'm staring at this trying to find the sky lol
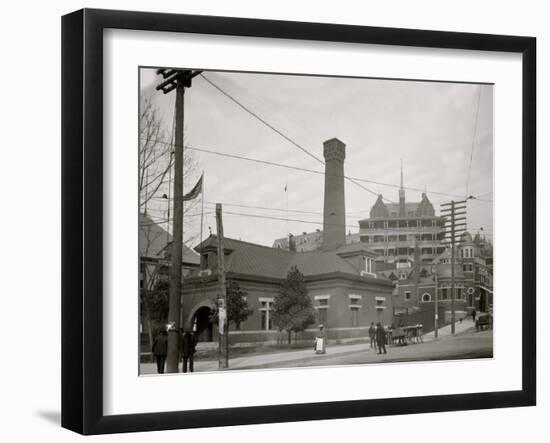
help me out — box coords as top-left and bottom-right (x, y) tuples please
(139, 68), (493, 248)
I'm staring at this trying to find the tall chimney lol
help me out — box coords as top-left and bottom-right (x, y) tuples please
(322, 138), (346, 251)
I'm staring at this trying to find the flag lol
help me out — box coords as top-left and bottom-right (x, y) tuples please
(183, 173), (203, 201)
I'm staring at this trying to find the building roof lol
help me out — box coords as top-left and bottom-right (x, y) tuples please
(460, 231), (475, 245)
(272, 230), (360, 252)
(290, 249), (360, 276)
(197, 236), (293, 279)
(139, 213), (200, 265)
(334, 242), (377, 257)
(385, 202), (420, 216)
(195, 234), (391, 284)
(365, 191), (436, 221)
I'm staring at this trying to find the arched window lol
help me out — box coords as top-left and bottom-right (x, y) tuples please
(421, 293), (432, 302)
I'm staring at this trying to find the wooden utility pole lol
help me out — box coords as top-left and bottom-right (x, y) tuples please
(155, 69), (202, 373)
(441, 200), (467, 335)
(216, 203), (229, 369)
(433, 262), (439, 339)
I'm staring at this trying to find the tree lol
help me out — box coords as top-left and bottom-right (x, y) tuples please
(139, 260), (170, 352)
(272, 266), (315, 345)
(139, 94), (199, 219)
(210, 280), (252, 330)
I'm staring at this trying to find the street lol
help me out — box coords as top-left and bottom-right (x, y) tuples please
(240, 330), (493, 370)
(140, 326), (493, 375)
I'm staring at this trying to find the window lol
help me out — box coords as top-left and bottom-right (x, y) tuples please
(422, 293), (432, 302)
(399, 272), (408, 280)
(318, 308), (327, 325)
(375, 296), (386, 310)
(259, 298), (274, 330)
(404, 291), (411, 301)
(456, 288), (463, 300)
(315, 295), (330, 325)
(362, 257), (375, 275)
(351, 307), (359, 327)
(441, 288), (448, 300)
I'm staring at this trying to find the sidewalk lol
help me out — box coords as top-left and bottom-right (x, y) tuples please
(140, 319), (477, 375)
(140, 341), (375, 374)
(423, 317), (476, 341)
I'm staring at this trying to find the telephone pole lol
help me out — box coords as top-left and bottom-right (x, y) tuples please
(155, 69), (202, 373)
(434, 265), (439, 338)
(216, 203), (229, 369)
(440, 200), (467, 335)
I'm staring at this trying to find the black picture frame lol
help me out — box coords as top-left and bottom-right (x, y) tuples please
(61, 8), (536, 435)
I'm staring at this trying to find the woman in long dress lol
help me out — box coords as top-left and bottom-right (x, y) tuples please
(314, 325), (326, 354)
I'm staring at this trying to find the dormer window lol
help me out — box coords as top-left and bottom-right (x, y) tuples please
(362, 256), (373, 273)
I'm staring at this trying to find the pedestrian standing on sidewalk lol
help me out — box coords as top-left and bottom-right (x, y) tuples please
(375, 322), (387, 354)
(180, 328), (197, 373)
(152, 329), (168, 374)
(472, 309), (477, 322)
(368, 322), (376, 348)
(314, 325), (326, 354)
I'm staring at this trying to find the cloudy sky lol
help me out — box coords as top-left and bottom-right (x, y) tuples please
(140, 68), (493, 248)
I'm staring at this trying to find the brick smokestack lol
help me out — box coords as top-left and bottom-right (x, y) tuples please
(322, 138), (346, 251)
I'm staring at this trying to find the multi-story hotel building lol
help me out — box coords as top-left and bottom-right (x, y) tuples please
(358, 168), (446, 265)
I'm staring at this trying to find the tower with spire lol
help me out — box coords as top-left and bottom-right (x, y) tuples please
(359, 163), (443, 265)
(398, 159), (406, 217)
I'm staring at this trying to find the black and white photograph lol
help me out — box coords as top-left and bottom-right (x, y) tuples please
(138, 68), (494, 375)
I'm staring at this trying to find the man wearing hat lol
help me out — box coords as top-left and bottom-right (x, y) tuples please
(375, 322), (387, 355)
(180, 328), (197, 373)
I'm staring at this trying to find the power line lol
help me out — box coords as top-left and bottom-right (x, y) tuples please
(141, 135), (482, 201)
(465, 85), (482, 198)
(157, 198), (367, 219)
(139, 212), (213, 226)
(200, 73), (325, 165)
(199, 73), (388, 201)
(223, 210), (360, 230)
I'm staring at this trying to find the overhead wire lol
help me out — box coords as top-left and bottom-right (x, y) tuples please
(199, 73), (391, 202)
(465, 85), (482, 199)
(140, 135), (485, 201)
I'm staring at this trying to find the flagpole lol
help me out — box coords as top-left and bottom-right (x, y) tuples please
(200, 171), (205, 243)
(285, 183), (288, 238)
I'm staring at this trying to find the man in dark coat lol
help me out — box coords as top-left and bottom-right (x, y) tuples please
(152, 330), (168, 374)
(375, 322), (387, 354)
(180, 329), (197, 373)
(368, 322), (376, 349)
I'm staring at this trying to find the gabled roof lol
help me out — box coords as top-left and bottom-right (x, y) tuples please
(196, 235), (293, 279)
(195, 234), (392, 284)
(139, 213), (199, 265)
(290, 249), (360, 276)
(364, 192), (437, 221)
